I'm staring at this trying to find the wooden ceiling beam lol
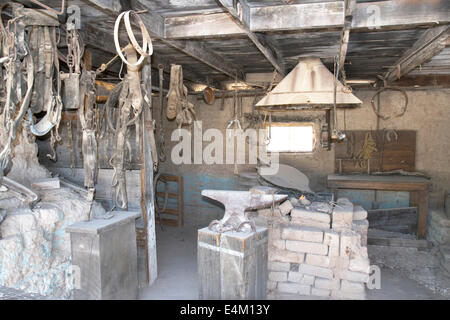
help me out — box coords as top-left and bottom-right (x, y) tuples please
(338, 0), (356, 77)
(384, 25), (450, 82)
(390, 74), (450, 88)
(352, 0), (450, 31)
(165, 0), (450, 39)
(83, 0), (245, 81)
(79, 24), (215, 86)
(216, 0), (286, 76)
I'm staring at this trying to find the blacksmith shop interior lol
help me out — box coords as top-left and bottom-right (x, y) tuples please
(0, 0), (449, 301)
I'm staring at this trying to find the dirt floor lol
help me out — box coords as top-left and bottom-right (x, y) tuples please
(0, 223), (446, 300)
(139, 224), (449, 300)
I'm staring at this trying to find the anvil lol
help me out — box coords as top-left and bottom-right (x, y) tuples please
(201, 189), (288, 233)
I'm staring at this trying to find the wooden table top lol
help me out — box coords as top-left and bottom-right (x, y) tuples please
(327, 174), (431, 184)
(327, 174), (431, 191)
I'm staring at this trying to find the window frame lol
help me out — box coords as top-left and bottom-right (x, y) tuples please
(264, 122), (316, 153)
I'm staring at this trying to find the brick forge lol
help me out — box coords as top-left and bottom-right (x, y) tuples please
(256, 197), (370, 299)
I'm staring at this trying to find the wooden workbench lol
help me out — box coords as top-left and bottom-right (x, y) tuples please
(327, 174), (431, 239)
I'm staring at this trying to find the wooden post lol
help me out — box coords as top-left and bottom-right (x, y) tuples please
(140, 59), (158, 285)
(82, 49), (92, 71)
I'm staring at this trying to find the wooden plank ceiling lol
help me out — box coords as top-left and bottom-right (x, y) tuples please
(14, 0), (450, 89)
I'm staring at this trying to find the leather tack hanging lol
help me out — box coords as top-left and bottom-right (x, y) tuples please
(0, 3), (36, 175)
(105, 11), (152, 210)
(78, 70), (98, 189)
(167, 64), (198, 129)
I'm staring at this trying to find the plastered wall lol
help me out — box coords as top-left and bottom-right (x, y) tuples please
(158, 88), (450, 222)
(37, 88), (450, 225)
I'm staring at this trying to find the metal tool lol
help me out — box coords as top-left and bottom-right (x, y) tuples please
(0, 176), (39, 207)
(157, 64), (166, 162)
(202, 189), (287, 233)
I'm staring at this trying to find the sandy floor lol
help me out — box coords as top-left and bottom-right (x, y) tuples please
(0, 223), (446, 300)
(139, 224), (448, 300)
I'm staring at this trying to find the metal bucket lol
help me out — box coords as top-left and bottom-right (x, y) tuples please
(61, 72), (80, 110)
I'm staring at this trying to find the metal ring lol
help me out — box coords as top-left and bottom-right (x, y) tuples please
(124, 10), (153, 57)
(113, 11), (147, 67)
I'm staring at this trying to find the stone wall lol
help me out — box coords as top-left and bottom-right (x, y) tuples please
(0, 131), (100, 298)
(254, 197), (370, 299)
(427, 209), (450, 281)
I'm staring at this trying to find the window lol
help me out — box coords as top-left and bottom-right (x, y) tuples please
(266, 123), (314, 153)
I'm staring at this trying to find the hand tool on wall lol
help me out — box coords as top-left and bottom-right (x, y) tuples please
(157, 64), (166, 162)
(226, 83), (242, 175)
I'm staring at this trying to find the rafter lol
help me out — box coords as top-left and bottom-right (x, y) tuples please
(216, 0), (285, 76)
(79, 24), (215, 86)
(84, 0), (245, 81)
(384, 25), (450, 82)
(338, 0), (356, 76)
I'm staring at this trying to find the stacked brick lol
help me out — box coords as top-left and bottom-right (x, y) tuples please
(427, 209), (450, 274)
(258, 197), (370, 299)
(427, 208), (450, 245)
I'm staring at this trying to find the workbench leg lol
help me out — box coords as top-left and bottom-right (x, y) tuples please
(410, 191), (418, 208)
(417, 190), (429, 239)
